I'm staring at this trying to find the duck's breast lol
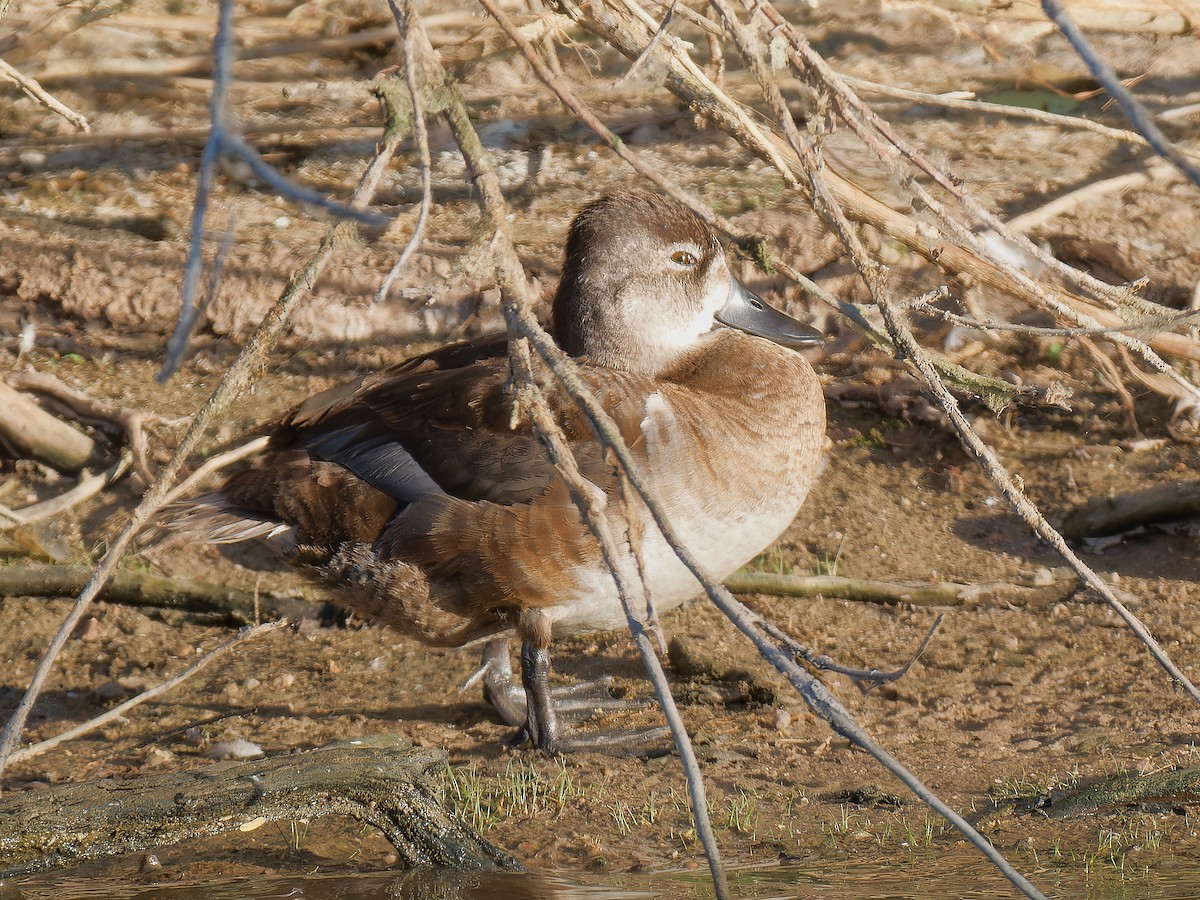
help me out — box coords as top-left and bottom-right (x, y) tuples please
(549, 335), (825, 634)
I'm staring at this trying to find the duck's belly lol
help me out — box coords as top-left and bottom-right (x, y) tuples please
(547, 492), (804, 636)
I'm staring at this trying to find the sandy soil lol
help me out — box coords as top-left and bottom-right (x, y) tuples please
(2, 0), (1200, 890)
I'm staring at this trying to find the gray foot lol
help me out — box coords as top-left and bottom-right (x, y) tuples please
(476, 638), (671, 757)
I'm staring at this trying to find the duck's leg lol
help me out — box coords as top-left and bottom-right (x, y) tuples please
(480, 638), (527, 727)
(480, 638), (626, 728)
(519, 637), (562, 752)
(494, 611), (671, 756)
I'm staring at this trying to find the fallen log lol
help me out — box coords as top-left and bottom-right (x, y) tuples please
(0, 735), (520, 876)
(0, 382), (95, 473)
(1060, 479), (1200, 539)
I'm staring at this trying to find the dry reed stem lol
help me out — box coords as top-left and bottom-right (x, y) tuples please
(839, 73), (1149, 145)
(376, 0), (433, 304)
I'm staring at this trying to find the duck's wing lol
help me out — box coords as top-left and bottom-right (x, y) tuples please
(170, 335), (650, 550)
(272, 336), (635, 506)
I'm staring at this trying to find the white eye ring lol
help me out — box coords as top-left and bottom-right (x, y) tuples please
(668, 244), (701, 269)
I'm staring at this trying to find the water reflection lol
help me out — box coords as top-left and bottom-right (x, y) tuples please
(1, 856), (1195, 900)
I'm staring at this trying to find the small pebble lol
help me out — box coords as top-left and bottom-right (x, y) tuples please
(759, 707), (792, 733)
(144, 748), (175, 767)
(138, 852), (162, 874)
(76, 617), (105, 643)
(95, 680), (133, 700)
(206, 739), (264, 760)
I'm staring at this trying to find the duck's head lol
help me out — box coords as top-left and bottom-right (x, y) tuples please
(552, 190), (823, 376)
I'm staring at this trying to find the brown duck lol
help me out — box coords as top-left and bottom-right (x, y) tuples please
(170, 190), (827, 753)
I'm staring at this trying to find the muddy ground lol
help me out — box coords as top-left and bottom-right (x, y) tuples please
(2, 0), (1200, 892)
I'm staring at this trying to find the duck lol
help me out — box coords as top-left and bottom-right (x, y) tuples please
(168, 190), (827, 753)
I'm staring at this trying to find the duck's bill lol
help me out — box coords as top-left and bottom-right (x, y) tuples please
(715, 281), (824, 349)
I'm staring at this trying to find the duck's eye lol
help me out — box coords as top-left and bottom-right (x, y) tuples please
(670, 249), (698, 268)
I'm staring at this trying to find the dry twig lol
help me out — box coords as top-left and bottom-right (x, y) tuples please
(160, 0), (387, 380)
(375, 1), (434, 304)
(725, 571), (1079, 609)
(8, 619), (287, 766)
(0, 57), (89, 131)
(1041, 0), (1200, 189)
(0, 454), (131, 530)
(840, 73), (1148, 146)
(7, 370), (182, 484)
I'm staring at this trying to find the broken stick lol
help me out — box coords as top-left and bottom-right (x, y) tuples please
(0, 382), (95, 473)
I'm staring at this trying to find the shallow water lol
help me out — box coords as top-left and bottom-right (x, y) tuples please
(3, 854), (1197, 900)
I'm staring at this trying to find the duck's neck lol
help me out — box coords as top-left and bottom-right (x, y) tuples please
(552, 286), (696, 377)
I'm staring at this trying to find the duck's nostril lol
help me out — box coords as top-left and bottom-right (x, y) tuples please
(749, 298), (764, 310)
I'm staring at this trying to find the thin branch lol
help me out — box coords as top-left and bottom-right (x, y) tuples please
(8, 620), (287, 766)
(0, 71), (411, 782)
(617, 0), (677, 85)
(1041, 0), (1200, 190)
(375, 2), (433, 304)
(511, 291), (1047, 897)
(908, 294), (1200, 338)
(756, 613), (944, 692)
(158, 0), (388, 382)
(0, 454), (131, 529)
(223, 132), (389, 226)
(160, 0), (231, 384)
(161, 436), (271, 508)
(839, 73), (1148, 147)
(724, 571), (1079, 609)
(0, 57), (89, 131)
